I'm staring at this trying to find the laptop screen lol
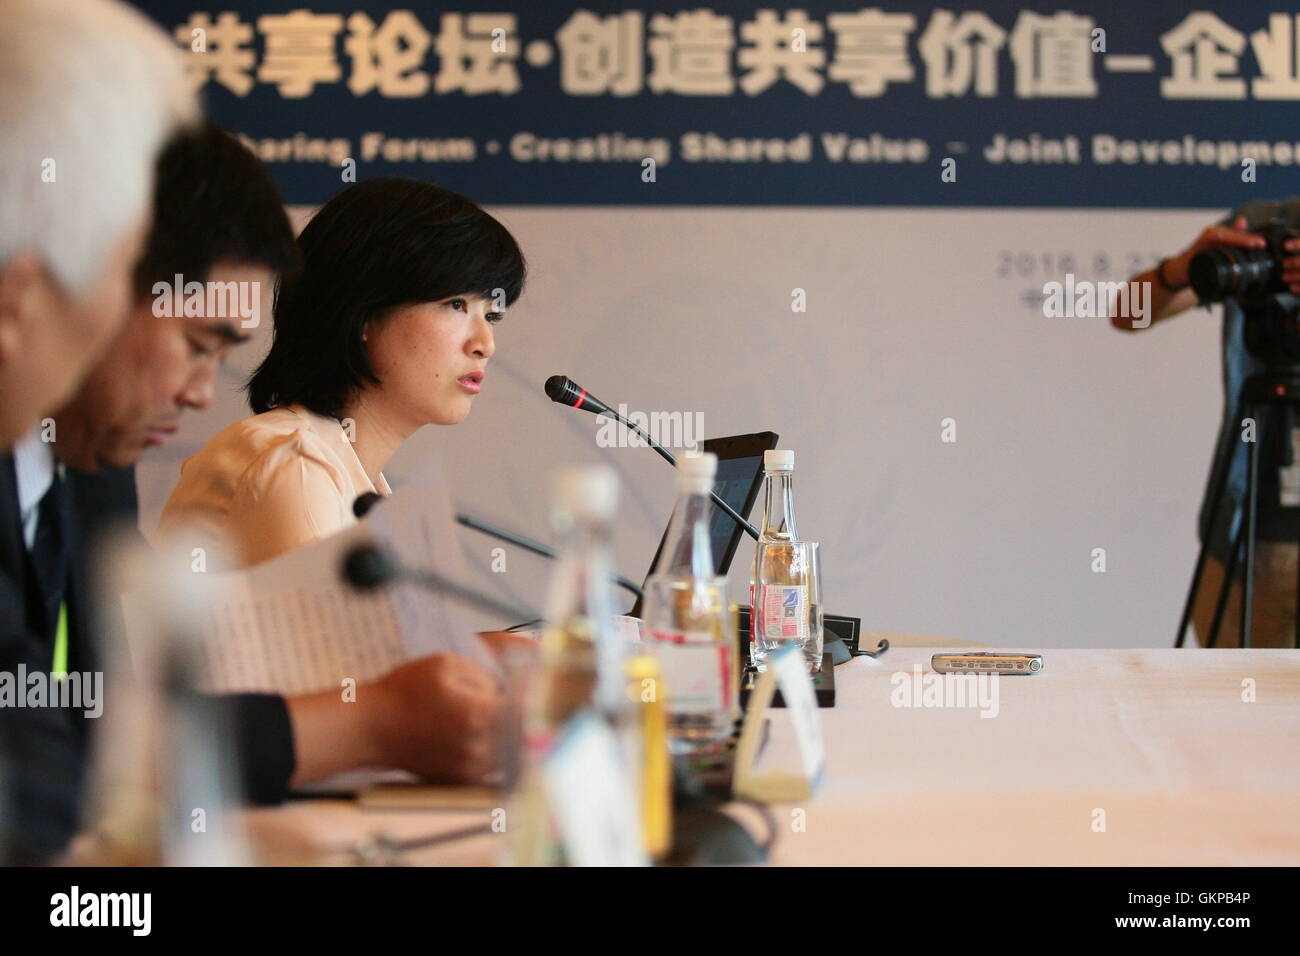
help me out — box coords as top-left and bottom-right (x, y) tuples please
(630, 431), (778, 615)
(706, 452), (768, 573)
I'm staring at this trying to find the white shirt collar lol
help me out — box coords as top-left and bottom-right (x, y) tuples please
(13, 424), (57, 551)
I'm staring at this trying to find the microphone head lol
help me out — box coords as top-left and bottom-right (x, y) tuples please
(342, 544), (400, 591)
(353, 492), (382, 518)
(543, 374), (611, 416)
(544, 374), (575, 404)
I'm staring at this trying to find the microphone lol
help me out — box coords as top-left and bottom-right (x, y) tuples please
(351, 494), (645, 602)
(543, 374), (760, 540)
(342, 542), (399, 590)
(341, 541), (538, 623)
(546, 374), (674, 470)
(544, 374), (615, 418)
(455, 512), (644, 602)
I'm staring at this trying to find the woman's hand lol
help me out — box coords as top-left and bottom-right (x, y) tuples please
(363, 655), (502, 782)
(288, 653), (504, 786)
(478, 629), (540, 661)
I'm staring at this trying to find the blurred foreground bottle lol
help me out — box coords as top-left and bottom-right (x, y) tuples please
(642, 452), (735, 754)
(76, 531), (249, 865)
(510, 467), (670, 864)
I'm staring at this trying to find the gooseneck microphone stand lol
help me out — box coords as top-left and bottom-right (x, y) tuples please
(453, 511), (644, 602)
(352, 491), (644, 605)
(543, 375), (760, 540)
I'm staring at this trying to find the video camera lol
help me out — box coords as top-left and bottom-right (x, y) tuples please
(1189, 219), (1300, 365)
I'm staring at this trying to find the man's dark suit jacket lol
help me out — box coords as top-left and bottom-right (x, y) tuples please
(0, 454), (89, 862)
(0, 458), (296, 864)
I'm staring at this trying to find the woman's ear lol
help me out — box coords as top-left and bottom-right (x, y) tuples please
(361, 321), (369, 343)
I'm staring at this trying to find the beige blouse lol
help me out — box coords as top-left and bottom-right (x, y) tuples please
(155, 404), (391, 569)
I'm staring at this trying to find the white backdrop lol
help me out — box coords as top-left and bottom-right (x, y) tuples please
(137, 206), (1224, 648)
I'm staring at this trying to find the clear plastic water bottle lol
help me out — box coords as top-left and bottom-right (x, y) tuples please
(750, 449), (811, 669)
(641, 452), (735, 754)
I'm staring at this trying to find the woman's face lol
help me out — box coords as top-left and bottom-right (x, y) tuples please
(365, 293), (501, 427)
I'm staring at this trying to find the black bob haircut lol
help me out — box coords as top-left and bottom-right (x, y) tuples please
(134, 121), (299, 297)
(247, 177), (527, 420)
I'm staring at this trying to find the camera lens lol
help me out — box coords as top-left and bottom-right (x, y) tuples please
(1189, 246), (1274, 303)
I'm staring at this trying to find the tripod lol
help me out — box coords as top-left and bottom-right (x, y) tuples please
(1176, 372), (1300, 649)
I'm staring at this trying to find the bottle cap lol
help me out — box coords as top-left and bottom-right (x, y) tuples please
(550, 466), (619, 522)
(677, 451), (717, 493)
(764, 449), (794, 471)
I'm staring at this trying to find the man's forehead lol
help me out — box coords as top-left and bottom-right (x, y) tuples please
(182, 311), (249, 342)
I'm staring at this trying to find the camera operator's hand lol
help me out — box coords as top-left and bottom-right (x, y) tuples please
(1162, 215), (1266, 289)
(1114, 215), (1274, 331)
(1284, 236), (1300, 294)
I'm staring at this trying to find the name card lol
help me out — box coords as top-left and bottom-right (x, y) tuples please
(733, 644), (825, 802)
(544, 711), (648, 867)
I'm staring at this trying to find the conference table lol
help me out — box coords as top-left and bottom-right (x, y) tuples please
(247, 637), (1300, 866)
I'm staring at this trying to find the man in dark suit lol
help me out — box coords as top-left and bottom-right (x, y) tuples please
(0, 463), (89, 861)
(2, 121), (506, 863)
(0, 0), (197, 863)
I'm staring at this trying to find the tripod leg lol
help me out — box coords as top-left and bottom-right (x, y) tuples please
(1176, 550), (1213, 649)
(1176, 539), (1215, 649)
(1242, 402), (1261, 649)
(1180, 397), (1249, 647)
(1208, 519), (1244, 649)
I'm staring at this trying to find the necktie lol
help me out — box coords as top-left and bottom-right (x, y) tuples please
(29, 472), (69, 671)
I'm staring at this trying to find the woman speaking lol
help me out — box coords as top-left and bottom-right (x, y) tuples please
(156, 178), (527, 568)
